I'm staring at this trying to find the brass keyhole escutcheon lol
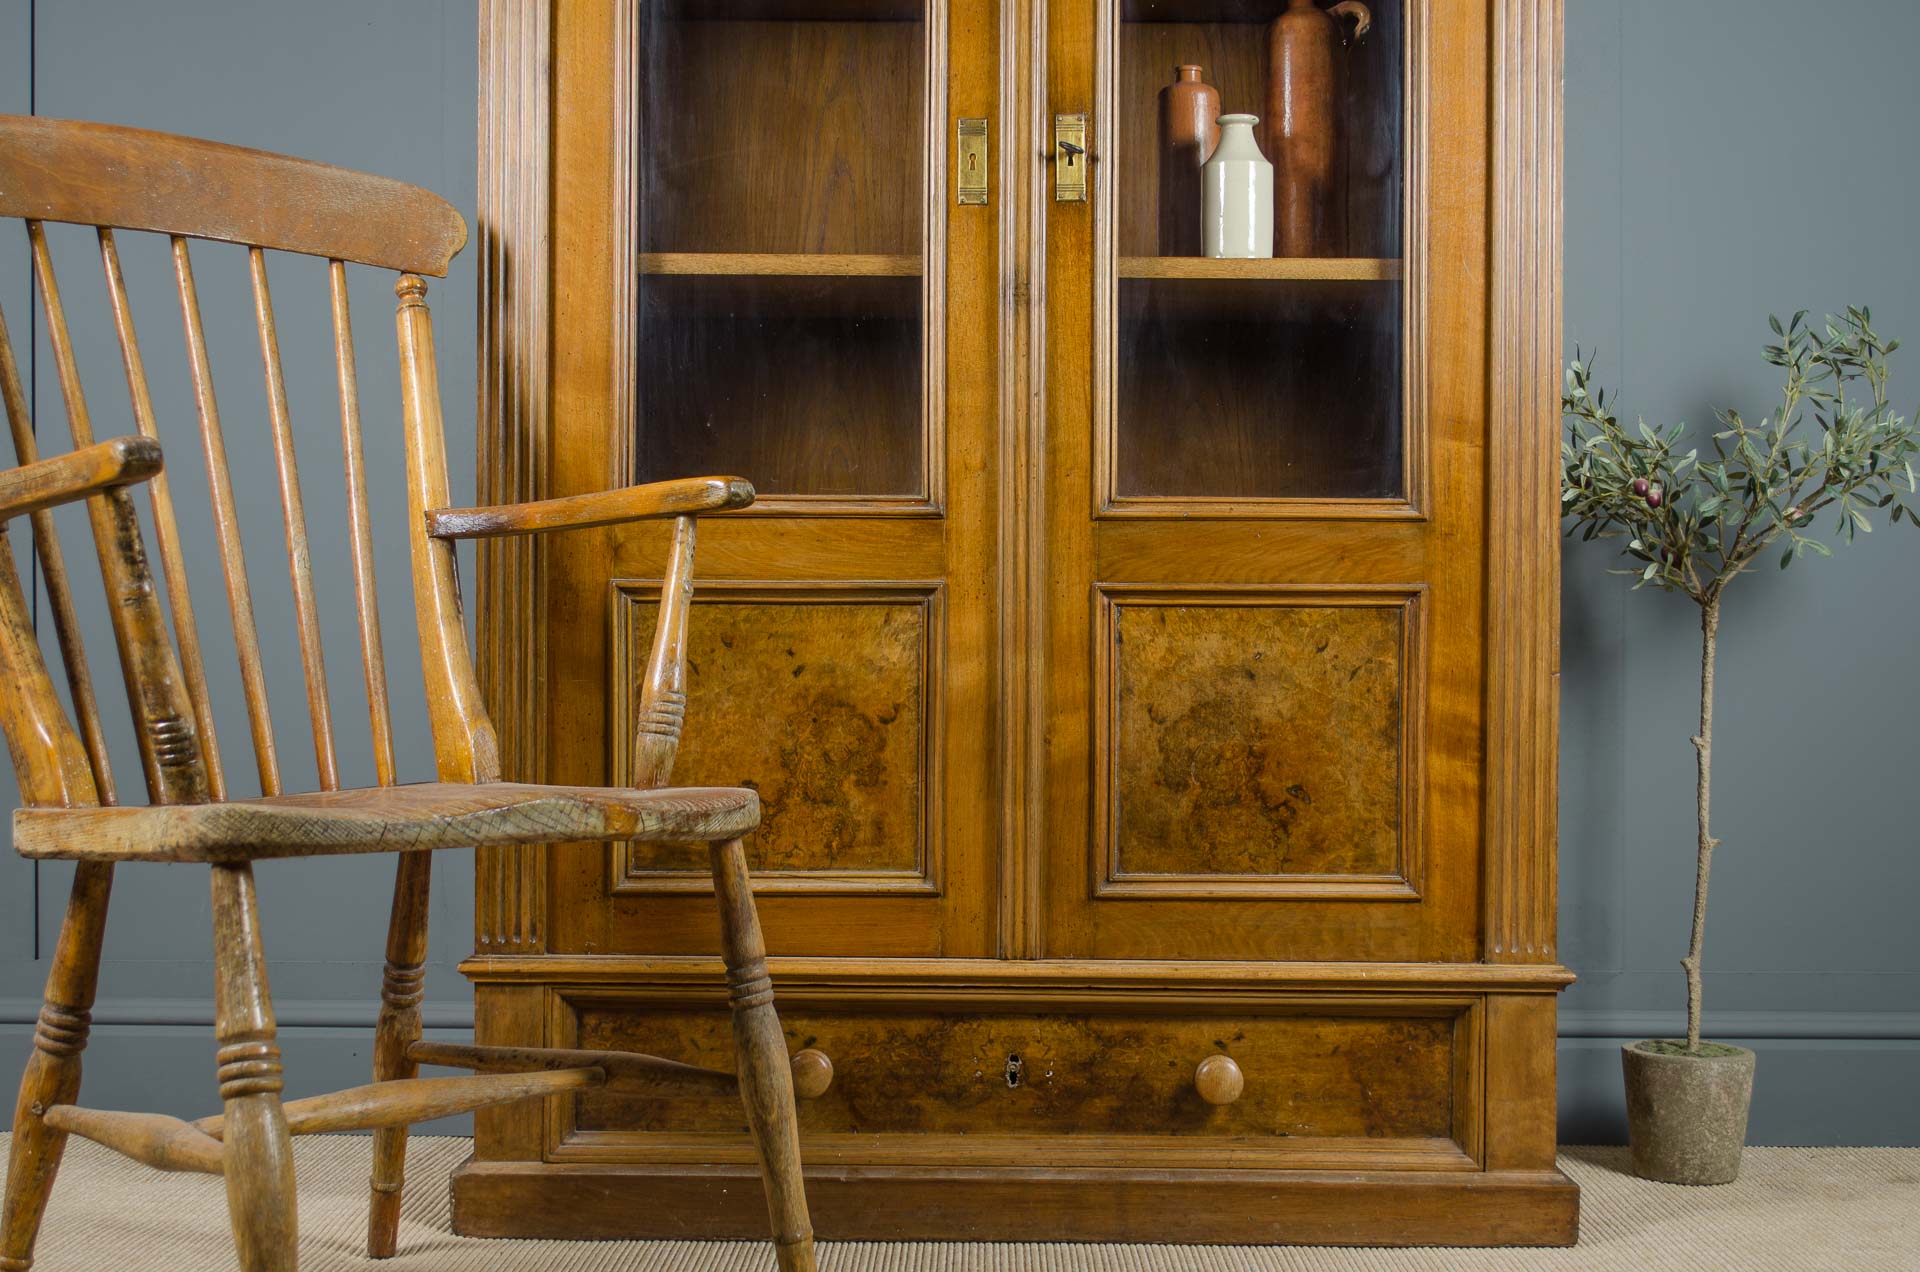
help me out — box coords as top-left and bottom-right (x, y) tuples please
(1054, 114), (1088, 202)
(957, 117), (988, 206)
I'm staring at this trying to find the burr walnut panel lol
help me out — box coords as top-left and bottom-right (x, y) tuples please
(568, 999), (1463, 1147)
(611, 583), (939, 890)
(1098, 589), (1421, 893)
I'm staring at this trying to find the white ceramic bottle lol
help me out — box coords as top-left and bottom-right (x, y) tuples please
(1202, 113), (1274, 259)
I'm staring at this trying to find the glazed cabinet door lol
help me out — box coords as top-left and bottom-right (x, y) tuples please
(1038, 0), (1488, 961)
(539, 0), (1001, 959)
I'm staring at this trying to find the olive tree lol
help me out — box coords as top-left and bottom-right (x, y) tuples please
(1562, 309), (1920, 1052)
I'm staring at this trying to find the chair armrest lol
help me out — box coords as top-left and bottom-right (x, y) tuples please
(425, 476), (754, 541)
(0, 436), (162, 524)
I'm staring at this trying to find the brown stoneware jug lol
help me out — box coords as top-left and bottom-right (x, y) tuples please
(1265, 0), (1371, 256)
(1157, 64), (1221, 256)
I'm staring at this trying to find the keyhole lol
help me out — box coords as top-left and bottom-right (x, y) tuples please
(966, 153), (978, 173)
(1004, 1053), (1024, 1088)
(1060, 141), (1084, 168)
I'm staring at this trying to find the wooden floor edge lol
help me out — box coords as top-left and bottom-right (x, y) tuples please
(448, 1156), (1582, 1247)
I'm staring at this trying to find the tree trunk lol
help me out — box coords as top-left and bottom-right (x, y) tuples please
(1681, 594), (1721, 1052)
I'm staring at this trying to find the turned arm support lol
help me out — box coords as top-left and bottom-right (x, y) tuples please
(0, 436), (162, 524)
(423, 475), (751, 788)
(424, 475), (753, 541)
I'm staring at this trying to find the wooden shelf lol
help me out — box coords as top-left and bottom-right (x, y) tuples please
(658, 0), (924, 20)
(1123, 0), (1294, 22)
(1119, 257), (1402, 281)
(640, 252), (921, 278)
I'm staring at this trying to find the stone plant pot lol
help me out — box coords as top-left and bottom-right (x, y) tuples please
(1621, 1040), (1756, 1185)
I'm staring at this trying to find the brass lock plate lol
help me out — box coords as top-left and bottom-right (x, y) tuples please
(1054, 113), (1088, 203)
(957, 118), (988, 205)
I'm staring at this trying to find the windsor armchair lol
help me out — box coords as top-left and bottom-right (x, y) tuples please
(0, 116), (814, 1272)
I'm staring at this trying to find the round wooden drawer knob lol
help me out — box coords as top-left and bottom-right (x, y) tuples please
(790, 1048), (834, 1100)
(1194, 1054), (1244, 1106)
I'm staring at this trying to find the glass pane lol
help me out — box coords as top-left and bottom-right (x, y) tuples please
(1114, 0), (1405, 502)
(635, 0), (927, 501)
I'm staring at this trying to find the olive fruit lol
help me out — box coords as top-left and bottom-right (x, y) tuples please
(1631, 478), (1650, 497)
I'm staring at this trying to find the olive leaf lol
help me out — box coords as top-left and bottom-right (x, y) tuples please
(1563, 310), (1920, 604)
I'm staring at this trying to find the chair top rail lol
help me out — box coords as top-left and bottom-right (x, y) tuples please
(0, 115), (466, 276)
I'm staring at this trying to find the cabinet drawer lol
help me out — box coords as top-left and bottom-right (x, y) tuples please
(556, 994), (1481, 1170)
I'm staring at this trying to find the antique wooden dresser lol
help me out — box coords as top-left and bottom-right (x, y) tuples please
(455, 0), (1573, 1245)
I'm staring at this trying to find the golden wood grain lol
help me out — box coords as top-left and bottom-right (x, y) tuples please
(15, 781), (761, 863)
(0, 299), (117, 803)
(0, 437), (160, 522)
(100, 229), (226, 798)
(0, 114), (465, 275)
(40, 1108), (224, 1175)
(427, 477), (753, 540)
(1, 110), (818, 1269)
(174, 237), (280, 797)
(249, 248), (339, 791)
(198, 1069), (605, 1139)
(327, 259), (398, 790)
(470, 0), (1567, 1248)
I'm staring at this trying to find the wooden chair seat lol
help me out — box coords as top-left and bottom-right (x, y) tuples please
(14, 782), (759, 863)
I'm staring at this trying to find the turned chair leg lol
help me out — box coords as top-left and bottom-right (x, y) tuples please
(366, 854), (431, 1259)
(211, 863), (297, 1272)
(1, 863), (113, 1272)
(708, 838), (815, 1272)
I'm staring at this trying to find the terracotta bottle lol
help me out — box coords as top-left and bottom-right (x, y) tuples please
(1265, 0), (1371, 257)
(1157, 64), (1220, 256)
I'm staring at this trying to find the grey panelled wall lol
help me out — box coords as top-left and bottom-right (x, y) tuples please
(1, 0), (1916, 1147)
(1556, 0), (1920, 1143)
(0, 0), (480, 1132)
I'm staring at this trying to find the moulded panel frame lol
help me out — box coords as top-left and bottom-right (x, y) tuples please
(1092, 0), (1429, 520)
(1091, 583), (1428, 900)
(607, 578), (947, 896)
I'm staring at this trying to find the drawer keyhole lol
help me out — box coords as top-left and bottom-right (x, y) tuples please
(1004, 1053), (1024, 1089)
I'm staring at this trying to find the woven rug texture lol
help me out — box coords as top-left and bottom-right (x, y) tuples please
(3, 1135), (1915, 1271)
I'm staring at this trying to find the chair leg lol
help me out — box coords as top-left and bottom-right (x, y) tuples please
(2, 863), (113, 1272)
(708, 838), (815, 1272)
(366, 853), (430, 1259)
(210, 863), (297, 1272)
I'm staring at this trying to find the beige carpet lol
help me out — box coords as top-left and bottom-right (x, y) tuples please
(4, 1136), (1916, 1271)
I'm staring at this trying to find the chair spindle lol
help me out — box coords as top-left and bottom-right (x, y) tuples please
(327, 261), (397, 787)
(98, 228), (228, 799)
(30, 223), (207, 805)
(247, 249), (338, 790)
(173, 236), (281, 795)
